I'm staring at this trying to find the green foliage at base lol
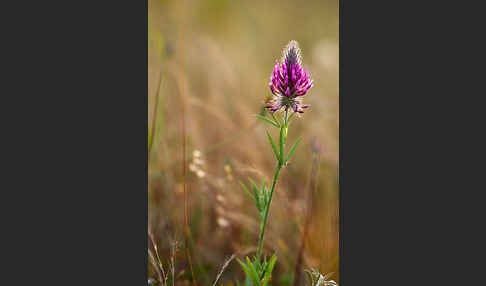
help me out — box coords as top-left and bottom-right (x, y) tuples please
(237, 254), (277, 286)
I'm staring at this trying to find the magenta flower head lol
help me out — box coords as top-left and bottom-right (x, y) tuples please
(266, 40), (313, 114)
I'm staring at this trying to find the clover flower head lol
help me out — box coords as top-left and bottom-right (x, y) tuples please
(266, 40), (313, 114)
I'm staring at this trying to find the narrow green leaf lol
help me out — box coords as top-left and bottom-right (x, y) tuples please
(249, 178), (259, 194)
(260, 180), (266, 205)
(245, 256), (253, 266)
(256, 114), (279, 128)
(249, 178), (262, 212)
(262, 254), (277, 286)
(252, 256), (262, 274)
(237, 259), (252, 282)
(266, 131), (281, 163)
(285, 137), (303, 164)
(270, 112), (281, 128)
(263, 187), (269, 207)
(246, 257), (260, 286)
(240, 182), (257, 206)
(236, 260), (252, 286)
(259, 255), (268, 280)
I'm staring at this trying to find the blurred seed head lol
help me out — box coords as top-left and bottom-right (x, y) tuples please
(224, 164), (231, 173)
(224, 164), (233, 181)
(189, 149), (206, 179)
(196, 170), (206, 178)
(216, 194), (226, 203)
(193, 150), (202, 158)
(217, 217), (230, 228)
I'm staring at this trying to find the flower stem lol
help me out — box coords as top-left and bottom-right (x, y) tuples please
(256, 163), (281, 260)
(256, 110), (289, 260)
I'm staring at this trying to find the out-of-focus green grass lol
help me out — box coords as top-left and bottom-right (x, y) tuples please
(148, 0), (339, 285)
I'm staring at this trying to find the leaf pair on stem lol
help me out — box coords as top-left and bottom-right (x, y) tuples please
(258, 111), (301, 167)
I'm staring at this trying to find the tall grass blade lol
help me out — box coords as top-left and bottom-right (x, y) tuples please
(212, 254), (236, 286)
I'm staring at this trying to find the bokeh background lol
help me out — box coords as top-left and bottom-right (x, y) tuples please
(148, 0), (339, 285)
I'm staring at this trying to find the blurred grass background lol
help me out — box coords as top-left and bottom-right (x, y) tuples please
(148, 0), (339, 285)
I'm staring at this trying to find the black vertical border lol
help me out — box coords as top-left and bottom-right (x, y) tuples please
(11, 0), (150, 283)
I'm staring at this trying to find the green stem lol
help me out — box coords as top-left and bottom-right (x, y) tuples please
(256, 110), (289, 261)
(256, 163), (281, 260)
